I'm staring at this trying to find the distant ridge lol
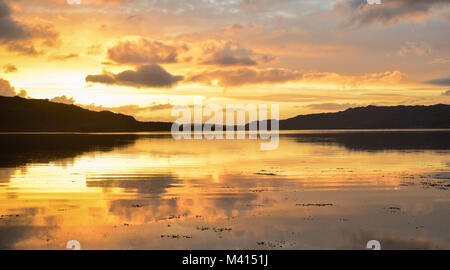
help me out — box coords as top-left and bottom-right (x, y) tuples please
(0, 96), (449, 131)
(279, 104), (450, 130)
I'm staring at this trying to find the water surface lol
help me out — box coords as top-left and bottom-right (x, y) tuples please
(0, 130), (449, 249)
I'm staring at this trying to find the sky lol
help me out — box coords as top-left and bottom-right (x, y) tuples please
(0, 0), (449, 121)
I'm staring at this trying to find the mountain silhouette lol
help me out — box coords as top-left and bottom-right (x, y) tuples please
(0, 96), (171, 132)
(0, 96), (449, 131)
(279, 104), (450, 129)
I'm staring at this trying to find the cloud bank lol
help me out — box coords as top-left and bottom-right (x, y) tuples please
(0, 0), (28, 41)
(200, 41), (275, 66)
(334, 0), (450, 26)
(425, 77), (450, 86)
(107, 39), (189, 65)
(0, 78), (27, 97)
(188, 68), (406, 87)
(0, 0), (59, 55)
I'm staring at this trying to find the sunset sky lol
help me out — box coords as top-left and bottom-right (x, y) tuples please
(0, 0), (449, 121)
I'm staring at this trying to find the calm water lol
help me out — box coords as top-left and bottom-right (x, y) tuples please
(0, 131), (449, 250)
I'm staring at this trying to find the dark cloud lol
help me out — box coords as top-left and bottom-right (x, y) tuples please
(334, 0), (450, 26)
(2, 63), (18, 73)
(425, 77), (450, 86)
(201, 41), (275, 66)
(0, 1), (59, 55)
(107, 39), (188, 65)
(0, 0), (28, 41)
(188, 67), (302, 86)
(114, 64), (183, 87)
(85, 73), (117, 85)
(86, 64), (183, 88)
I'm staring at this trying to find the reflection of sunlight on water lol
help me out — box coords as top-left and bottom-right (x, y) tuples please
(0, 132), (449, 249)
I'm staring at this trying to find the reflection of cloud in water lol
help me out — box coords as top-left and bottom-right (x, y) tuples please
(100, 173), (285, 221)
(100, 178), (262, 221)
(209, 193), (259, 217)
(0, 207), (58, 250)
(108, 198), (183, 223)
(0, 168), (16, 184)
(86, 173), (180, 197)
(340, 229), (439, 250)
(0, 226), (57, 250)
(106, 193), (261, 223)
(218, 174), (292, 189)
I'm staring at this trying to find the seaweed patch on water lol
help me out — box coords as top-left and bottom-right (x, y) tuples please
(0, 214), (20, 218)
(384, 207), (401, 211)
(296, 203), (333, 207)
(251, 189), (267, 193)
(255, 172), (277, 176)
(399, 181), (415, 187)
(213, 227), (232, 233)
(254, 169), (279, 176)
(256, 240), (295, 249)
(157, 214), (186, 221)
(420, 181), (449, 190)
(195, 227), (232, 233)
(161, 234), (192, 239)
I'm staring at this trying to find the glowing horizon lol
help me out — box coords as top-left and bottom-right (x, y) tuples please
(0, 0), (449, 122)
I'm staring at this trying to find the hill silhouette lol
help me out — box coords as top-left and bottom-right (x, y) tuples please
(0, 96), (449, 131)
(0, 96), (171, 132)
(280, 104), (450, 130)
